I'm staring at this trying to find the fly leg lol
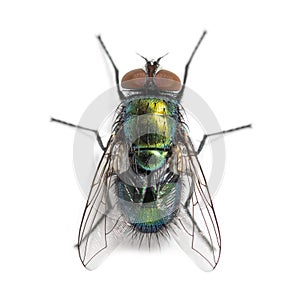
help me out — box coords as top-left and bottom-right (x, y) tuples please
(51, 117), (106, 151)
(97, 35), (125, 101)
(197, 124), (252, 155)
(177, 30), (207, 101)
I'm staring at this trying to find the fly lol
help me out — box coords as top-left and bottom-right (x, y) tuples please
(52, 31), (251, 271)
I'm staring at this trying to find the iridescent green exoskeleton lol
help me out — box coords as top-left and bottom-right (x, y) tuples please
(52, 31), (251, 271)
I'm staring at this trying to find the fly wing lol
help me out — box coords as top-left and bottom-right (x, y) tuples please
(169, 127), (221, 271)
(77, 135), (130, 270)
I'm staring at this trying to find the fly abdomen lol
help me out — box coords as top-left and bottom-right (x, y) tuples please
(116, 172), (181, 233)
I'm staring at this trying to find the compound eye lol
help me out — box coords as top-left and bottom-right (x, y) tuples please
(121, 68), (146, 89)
(155, 70), (181, 91)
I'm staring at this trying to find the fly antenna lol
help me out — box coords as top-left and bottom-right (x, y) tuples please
(156, 52), (169, 63)
(136, 53), (149, 63)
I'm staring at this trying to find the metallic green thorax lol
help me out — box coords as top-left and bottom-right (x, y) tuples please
(125, 98), (177, 117)
(124, 98), (178, 172)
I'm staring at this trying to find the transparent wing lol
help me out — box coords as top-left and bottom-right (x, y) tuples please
(169, 126), (221, 271)
(77, 134), (130, 270)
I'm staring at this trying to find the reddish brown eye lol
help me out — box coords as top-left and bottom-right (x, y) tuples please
(155, 70), (181, 91)
(121, 68), (146, 89)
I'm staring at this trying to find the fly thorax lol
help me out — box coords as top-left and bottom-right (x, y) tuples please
(124, 98), (178, 172)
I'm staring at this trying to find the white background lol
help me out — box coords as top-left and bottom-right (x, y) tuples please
(1, 0), (299, 299)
